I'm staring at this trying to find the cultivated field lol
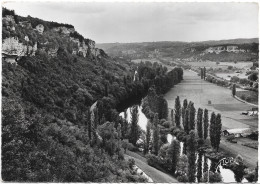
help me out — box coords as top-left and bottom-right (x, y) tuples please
(164, 69), (258, 168)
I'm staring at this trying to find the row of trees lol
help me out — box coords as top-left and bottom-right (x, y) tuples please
(200, 67), (206, 80)
(175, 96), (222, 150)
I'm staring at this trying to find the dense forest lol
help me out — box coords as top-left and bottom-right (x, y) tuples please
(2, 8), (184, 182)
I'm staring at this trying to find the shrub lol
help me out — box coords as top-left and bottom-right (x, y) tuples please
(244, 168), (257, 182)
(128, 158), (135, 170)
(241, 94), (246, 100)
(146, 154), (160, 169)
(227, 66), (233, 70)
(202, 171), (223, 182)
(177, 175), (189, 182)
(162, 121), (171, 128)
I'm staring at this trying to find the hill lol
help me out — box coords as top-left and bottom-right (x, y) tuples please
(2, 8), (183, 182)
(97, 38), (259, 62)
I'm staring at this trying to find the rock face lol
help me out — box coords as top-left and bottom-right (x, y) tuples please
(53, 26), (75, 35)
(35, 24), (44, 34)
(2, 37), (37, 64)
(2, 12), (108, 63)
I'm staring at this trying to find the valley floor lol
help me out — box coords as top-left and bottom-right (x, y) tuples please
(164, 69), (258, 168)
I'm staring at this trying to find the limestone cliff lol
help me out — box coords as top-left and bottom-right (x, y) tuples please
(2, 10), (108, 64)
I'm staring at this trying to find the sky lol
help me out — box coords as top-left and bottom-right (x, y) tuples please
(2, 1), (259, 43)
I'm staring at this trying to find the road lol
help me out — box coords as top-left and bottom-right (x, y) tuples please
(125, 151), (178, 183)
(164, 69), (258, 168)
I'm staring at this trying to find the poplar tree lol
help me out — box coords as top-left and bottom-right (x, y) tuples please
(203, 109), (209, 140)
(215, 113), (222, 151)
(187, 130), (197, 182)
(197, 108), (203, 139)
(171, 109), (174, 126)
(175, 96), (181, 127)
(144, 121), (151, 154)
(167, 139), (180, 174)
(182, 99), (188, 128)
(203, 67), (206, 80)
(210, 112), (216, 149)
(189, 103), (196, 130)
(184, 108), (190, 134)
(183, 99), (188, 110)
(129, 105), (139, 146)
(153, 113), (159, 155)
(232, 84), (236, 96)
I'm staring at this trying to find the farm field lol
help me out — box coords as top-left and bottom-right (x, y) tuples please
(164, 69), (258, 168)
(186, 61), (253, 69)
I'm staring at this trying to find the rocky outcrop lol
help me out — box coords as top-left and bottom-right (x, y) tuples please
(2, 37), (37, 63)
(35, 24), (44, 34)
(2, 13), (108, 62)
(53, 26), (75, 35)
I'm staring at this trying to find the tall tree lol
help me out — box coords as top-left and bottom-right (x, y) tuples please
(184, 108), (190, 134)
(187, 130), (197, 182)
(167, 139), (180, 174)
(210, 112), (216, 149)
(129, 105), (139, 146)
(203, 67), (206, 80)
(144, 121), (151, 154)
(182, 99), (188, 128)
(197, 108), (203, 139)
(215, 113), (222, 151)
(158, 95), (168, 120)
(183, 99), (188, 110)
(203, 109), (209, 140)
(201, 68), (204, 79)
(189, 103), (196, 130)
(175, 96), (181, 127)
(170, 109), (174, 126)
(153, 113), (160, 156)
(87, 108), (92, 140)
(232, 84), (236, 96)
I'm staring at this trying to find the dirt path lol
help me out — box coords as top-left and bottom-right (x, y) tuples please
(125, 151), (178, 183)
(164, 69), (258, 169)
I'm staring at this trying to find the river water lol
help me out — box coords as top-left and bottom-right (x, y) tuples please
(120, 104), (248, 183)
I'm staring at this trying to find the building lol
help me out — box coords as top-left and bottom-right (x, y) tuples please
(222, 128), (252, 137)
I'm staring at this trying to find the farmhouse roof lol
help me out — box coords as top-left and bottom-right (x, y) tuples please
(223, 128), (252, 134)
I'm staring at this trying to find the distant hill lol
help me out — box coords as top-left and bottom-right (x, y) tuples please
(97, 38), (259, 62)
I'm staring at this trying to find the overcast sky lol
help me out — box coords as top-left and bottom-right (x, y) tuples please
(3, 2), (259, 43)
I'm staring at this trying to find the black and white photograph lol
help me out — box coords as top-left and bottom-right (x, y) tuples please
(1, 0), (259, 183)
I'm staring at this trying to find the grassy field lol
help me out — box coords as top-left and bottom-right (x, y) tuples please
(164, 69), (258, 168)
(186, 61), (253, 69)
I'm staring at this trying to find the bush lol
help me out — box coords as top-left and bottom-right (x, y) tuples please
(241, 94), (246, 100)
(227, 66), (233, 70)
(202, 171), (223, 182)
(162, 121), (171, 128)
(177, 175), (189, 182)
(146, 154), (160, 169)
(128, 158), (135, 170)
(244, 168), (257, 182)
